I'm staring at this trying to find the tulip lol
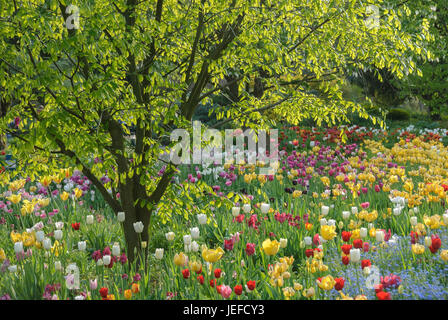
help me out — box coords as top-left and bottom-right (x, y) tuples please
(351, 207), (358, 215)
(190, 227), (200, 240)
(317, 275), (336, 290)
(327, 219), (336, 226)
(262, 239), (280, 256)
(43, 238), (52, 250)
(375, 230), (385, 243)
(78, 241), (86, 251)
(155, 248), (164, 260)
(86, 215), (94, 225)
(232, 207), (241, 217)
(112, 243), (120, 256)
(243, 204), (251, 214)
(191, 241), (199, 252)
(360, 228), (367, 238)
(54, 230), (63, 240)
(304, 236), (312, 246)
(410, 216), (417, 226)
(165, 232), (175, 241)
(8, 265), (17, 273)
(55, 261), (62, 271)
(342, 211), (350, 220)
(221, 285), (232, 299)
(425, 236), (432, 247)
(90, 279), (98, 290)
(320, 218), (327, 226)
(103, 255), (111, 265)
(14, 242), (24, 254)
(174, 252), (188, 266)
(321, 205), (329, 216)
(55, 222), (64, 230)
(183, 235), (192, 245)
(202, 247), (225, 263)
(350, 248), (361, 263)
(117, 212), (125, 222)
(133, 221), (144, 233)
(280, 238), (288, 248)
(443, 214), (448, 225)
(35, 231), (45, 242)
(197, 214), (207, 225)
(321, 225), (337, 241)
(260, 203), (270, 214)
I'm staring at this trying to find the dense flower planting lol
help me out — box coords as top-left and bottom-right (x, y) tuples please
(1, 125), (448, 300)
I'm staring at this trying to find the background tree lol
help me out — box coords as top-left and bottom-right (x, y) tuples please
(0, 0), (431, 264)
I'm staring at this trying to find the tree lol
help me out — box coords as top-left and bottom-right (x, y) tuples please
(0, 0), (429, 264)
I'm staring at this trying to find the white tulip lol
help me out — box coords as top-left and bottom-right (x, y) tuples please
(393, 207), (402, 216)
(321, 205), (329, 216)
(197, 214), (207, 225)
(360, 228), (367, 238)
(413, 207), (419, 214)
(319, 218), (327, 226)
(112, 243), (120, 256)
(232, 207), (241, 217)
(410, 216), (418, 226)
(155, 248), (164, 260)
(55, 222), (64, 230)
(55, 261), (62, 271)
(342, 211), (350, 220)
(96, 259), (104, 266)
(363, 266), (371, 276)
(36, 231), (45, 242)
(260, 203), (270, 214)
(304, 236), (312, 246)
(102, 255), (111, 265)
(280, 238), (288, 248)
(54, 230), (63, 240)
(8, 265), (17, 273)
(165, 232), (175, 241)
(78, 241), (86, 251)
(375, 230), (385, 242)
(117, 211), (125, 222)
(86, 215), (94, 224)
(183, 234), (192, 245)
(350, 248), (361, 263)
(425, 236), (432, 247)
(191, 241), (199, 252)
(14, 241), (24, 254)
(190, 227), (200, 240)
(43, 238), (52, 250)
(133, 221), (144, 233)
(243, 204), (251, 214)
(351, 206), (358, 215)
(327, 219), (336, 226)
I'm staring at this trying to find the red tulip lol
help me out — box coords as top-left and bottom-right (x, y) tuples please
(341, 231), (351, 242)
(334, 278), (345, 291)
(342, 256), (350, 265)
(341, 244), (352, 255)
(361, 259), (371, 269)
(246, 280), (256, 291)
(197, 275), (204, 285)
(182, 269), (190, 279)
(234, 285), (243, 295)
(376, 291), (391, 300)
(353, 239), (363, 249)
(214, 268), (222, 278)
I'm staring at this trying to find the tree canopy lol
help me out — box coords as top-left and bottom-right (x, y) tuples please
(0, 0), (433, 261)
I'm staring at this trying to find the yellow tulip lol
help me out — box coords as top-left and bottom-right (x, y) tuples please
(189, 260), (202, 273)
(202, 247), (224, 263)
(124, 289), (132, 300)
(74, 188), (83, 199)
(7, 193), (21, 204)
(10, 231), (22, 243)
(174, 252), (188, 266)
(317, 275), (336, 290)
(440, 250), (448, 262)
(0, 248), (6, 261)
(320, 225), (337, 241)
(262, 239), (280, 256)
(412, 244), (425, 255)
(60, 191), (69, 201)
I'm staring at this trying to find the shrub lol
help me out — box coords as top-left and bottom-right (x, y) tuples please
(387, 108), (411, 121)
